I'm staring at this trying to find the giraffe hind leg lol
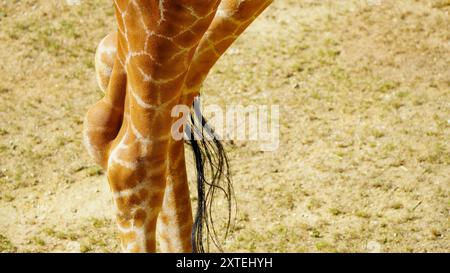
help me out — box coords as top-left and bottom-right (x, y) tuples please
(157, 141), (193, 253)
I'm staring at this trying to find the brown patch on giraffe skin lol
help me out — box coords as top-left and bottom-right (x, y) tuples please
(85, 126), (117, 149)
(105, 66), (127, 108)
(154, 56), (189, 82)
(123, 2), (147, 34)
(235, 0), (266, 20)
(135, 0), (161, 28)
(127, 31), (147, 53)
(145, 239), (156, 253)
(209, 20), (239, 41)
(194, 11), (218, 34)
(120, 231), (137, 246)
(149, 189), (165, 208)
(168, 141), (185, 164)
(116, 214), (131, 229)
(84, 103), (124, 165)
(86, 100), (123, 131)
(179, 93), (198, 106)
(151, 112), (172, 133)
(117, 33), (130, 55)
(188, 0), (221, 17)
(214, 37), (237, 55)
(158, 80), (185, 104)
(176, 30), (204, 49)
(234, 20), (255, 37)
(185, 48), (217, 88)
(127, 78), (159, 106)
(175, 14), (216, 48)
(150, 37), (182, 65)
(126, 49), (156, 72)
(133, 208), (147, 228)
(107, 164), (146, 192)
(115, 186), (165, 220)
(145, 217), (158, 238)
(115, 194), (143, 213)
(115, 141), (142, 164)
(131, 244), (142, 253)
(163, 6), (196, 33)
(160, 1), (220, 41)
(137, 188), (149, 201)
(167, 157), (187, 181)
(117, 35), (129, 62)
(145, 166), (168, 185)
(129, 113), (160, 139)
(172, 184), (191, 208)
(179, 222), (193, 241)
(114, 0), (128, 12)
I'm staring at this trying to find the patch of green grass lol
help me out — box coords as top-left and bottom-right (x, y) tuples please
(382, 143), (397, 153)
(86, 166), (104, 177)
(390, 99), (404, 110)
(0, 235), (17, 252)
(80, 243), (92, 253)
(377, 81), (400, 93)
(310, 90), (322, 100)
(425, 143), (450, 164)
(329, 208), (344, 216)
(390, 203), (404, 210)
(432, 0), (450, 9)
(355, 211), (371, 219)
(311, 229), (322, 238)
(43, 228), (57, 237)
(315, 241), (333, 251)
(396, 91), (410, 98)
(90, 217), (110, 229)
(44, 228), (79, 241)
(31, 236), (46, 246)
(371, 128), (386, 139)
(307, 198), (322, 210)
(2, 194), (15, 202)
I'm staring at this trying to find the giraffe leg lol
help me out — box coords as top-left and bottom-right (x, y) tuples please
(104, 0), (221, 253)
(84, 0), (273, 252)
(159, 0), (274, 252)
(157, 140), (193, 252)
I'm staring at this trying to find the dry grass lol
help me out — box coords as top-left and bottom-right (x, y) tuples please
(0, 0), (449, 252)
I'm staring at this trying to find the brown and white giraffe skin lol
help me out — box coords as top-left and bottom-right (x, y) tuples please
(84, 0), (273, 253)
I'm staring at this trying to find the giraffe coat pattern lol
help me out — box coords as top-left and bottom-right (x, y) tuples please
(84, 0), (273, 253)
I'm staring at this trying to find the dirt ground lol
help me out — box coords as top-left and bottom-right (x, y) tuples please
(0, 0), (449, 253)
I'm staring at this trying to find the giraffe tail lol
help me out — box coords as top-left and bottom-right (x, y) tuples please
(185, 97), (235, 253)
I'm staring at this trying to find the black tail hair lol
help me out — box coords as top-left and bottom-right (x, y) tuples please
(185, 97), (235, 253)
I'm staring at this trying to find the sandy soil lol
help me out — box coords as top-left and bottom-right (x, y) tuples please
(0, 0), (449, 252)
